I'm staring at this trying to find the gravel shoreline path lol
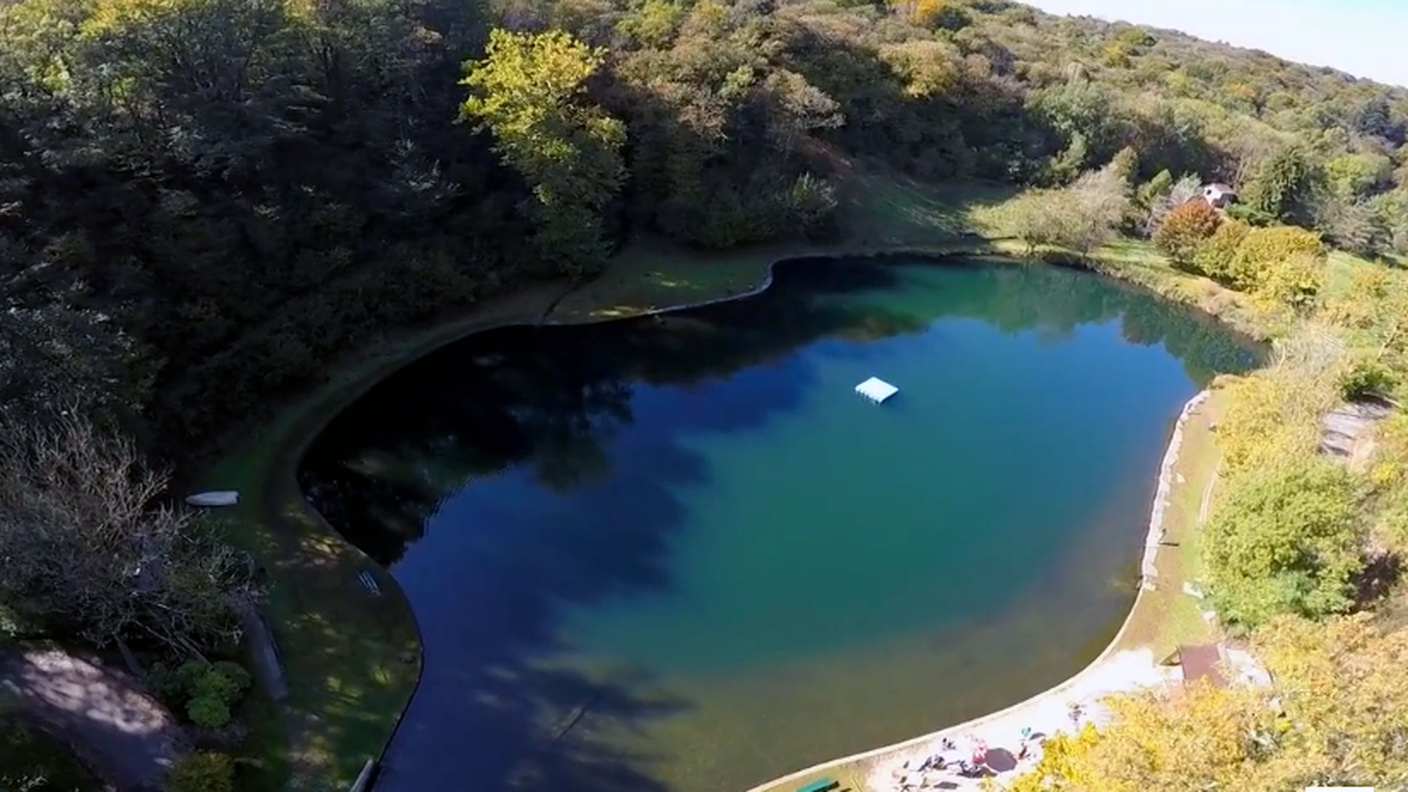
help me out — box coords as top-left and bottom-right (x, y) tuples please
(0, 646), (185, 792)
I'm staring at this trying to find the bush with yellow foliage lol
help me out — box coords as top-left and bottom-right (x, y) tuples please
(1228, 226), (1326, 294)
(1192, 218), (1252, 283)
(1002, 615), (1408, 792)
(892, 0), (971, 30)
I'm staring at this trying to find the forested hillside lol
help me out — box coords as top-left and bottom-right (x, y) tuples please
(2, 0), (1405, 463)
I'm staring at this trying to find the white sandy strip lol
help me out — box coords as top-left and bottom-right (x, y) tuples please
(744, 390), (1211, 792)
(862, 649), (1177, 791)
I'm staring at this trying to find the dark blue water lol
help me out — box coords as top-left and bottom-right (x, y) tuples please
(301, 256), (1257, 792)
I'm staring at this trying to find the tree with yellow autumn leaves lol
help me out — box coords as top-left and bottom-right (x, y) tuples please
(999, 614), (1408, 791)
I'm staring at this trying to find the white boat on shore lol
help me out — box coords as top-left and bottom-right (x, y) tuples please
(186, 491), (240, 507)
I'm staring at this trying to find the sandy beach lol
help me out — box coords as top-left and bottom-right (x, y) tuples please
(861, 648), (1177, 790)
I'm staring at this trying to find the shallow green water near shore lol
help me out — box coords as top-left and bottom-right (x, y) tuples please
(301, 256), (1256, 792)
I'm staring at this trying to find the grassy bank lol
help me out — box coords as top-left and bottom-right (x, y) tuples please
(203, 282), (571, 791)
(204, 165), (1294, 791)
(1111, 389), (1227, 656)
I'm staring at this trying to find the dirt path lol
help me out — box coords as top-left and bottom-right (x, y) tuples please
(0, 646), (185, 792)
(1198, 460), (1220, 525)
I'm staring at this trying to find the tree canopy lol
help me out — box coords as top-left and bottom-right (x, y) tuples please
(1007, 615), (1408, 791)
(1204, 455), (1364, 629)
(0, 0), (1404, 459)
(461, 29), (625, 272)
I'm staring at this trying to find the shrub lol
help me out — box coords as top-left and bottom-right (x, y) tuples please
(177, 660), (208, 693)
(198, 662), (252, 706)
(1009, 162), (1130, 254)
(165, 660), (252, 729)
(1010, 193), (1116, 253)
(1153, 199), (1222, 269)
(1339, 357), (1398, 400)
(145, 662), (187, 706)
(1216, 336), (1344, 477)
(166, 752), (234, 792)
(177, 660), (252, 707)
(1223, 202), (1276, 227)
(187, 695), (232, 729)
(1192, 219), (1251, 282)
(1204, 456), (1364, 631)
(1228, 225), (1326, 292)
(1255, 251), (1326, 309)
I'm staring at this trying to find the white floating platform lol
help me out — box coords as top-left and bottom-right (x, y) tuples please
(855, 377), (899, 404)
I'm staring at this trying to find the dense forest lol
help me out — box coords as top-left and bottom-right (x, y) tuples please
(2, 0), (1406, 463)
(3, 0), (1408, 789)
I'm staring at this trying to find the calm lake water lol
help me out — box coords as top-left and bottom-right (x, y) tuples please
(300, 256), (1257, 792)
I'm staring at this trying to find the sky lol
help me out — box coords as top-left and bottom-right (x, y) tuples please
(1027, 0), (1408, 88)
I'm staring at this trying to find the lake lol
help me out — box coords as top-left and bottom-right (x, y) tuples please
(299, 255), (1257, 792)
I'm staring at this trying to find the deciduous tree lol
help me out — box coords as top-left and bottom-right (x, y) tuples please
(1153, 199), (1222, 270)
(1192, 217), (1252, 282)
(1011, 161), (1131, 254)
(1003, 686), (1279, 792)
(1204, 455), (1364, 630)
(0, 412), (259, 654)
(461, 29), (626, 273)
(1004, 615), (1408, 792)
(1253, 615), (1408, 788)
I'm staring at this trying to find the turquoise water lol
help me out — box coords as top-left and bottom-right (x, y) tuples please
(301, 256), (1256, 792)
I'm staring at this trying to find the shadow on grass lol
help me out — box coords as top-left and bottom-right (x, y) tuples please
(841, 172), (1022, 245)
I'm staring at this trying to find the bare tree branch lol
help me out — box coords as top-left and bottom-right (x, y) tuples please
(0, 411), (260, 655)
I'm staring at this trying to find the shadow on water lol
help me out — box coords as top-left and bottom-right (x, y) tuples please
(299, 256), (1260, 792)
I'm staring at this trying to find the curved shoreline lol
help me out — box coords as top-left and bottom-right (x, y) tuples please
(255, 242), (1002, 787)
(742, 388), (1213, 792)
(260, 242), (1229, 789)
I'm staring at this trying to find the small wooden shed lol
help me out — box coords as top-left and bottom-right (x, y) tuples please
(1201, 183), (1238, 208)
(1162, 643), (1228, 688)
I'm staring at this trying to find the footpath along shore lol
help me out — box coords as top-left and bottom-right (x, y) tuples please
(748, 390), (1215, 792)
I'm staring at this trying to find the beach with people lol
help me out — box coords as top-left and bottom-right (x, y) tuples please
(863, 648), (1177, 791)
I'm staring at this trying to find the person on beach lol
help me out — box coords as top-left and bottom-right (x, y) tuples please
(972, 739), (987, 769)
